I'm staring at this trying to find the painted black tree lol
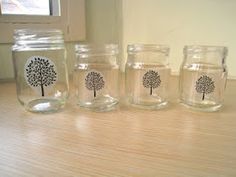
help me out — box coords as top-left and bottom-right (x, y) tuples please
(85, 71), (105, 97)
(143, 70), (161, 95)
(25, 57), (57, 97)
(195, 75), (215, 100)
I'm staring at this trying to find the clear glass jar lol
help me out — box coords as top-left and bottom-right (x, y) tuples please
(179, 45), (228, 112)
(12, 29), (69, 113)
(125, 44), (171, 109)
(74, 44), (119, 111)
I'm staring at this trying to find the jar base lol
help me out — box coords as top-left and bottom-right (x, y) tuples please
(180, 100), (222, 112)
(25, 98), (65, 113)
(128, 100), (168, 110)
(78, 95), (119, 112)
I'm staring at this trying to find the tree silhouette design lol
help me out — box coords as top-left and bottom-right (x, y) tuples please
(25, 57), (57, 97)
(85, 71), (105, 97)
(143, 70), (161, 95)
(195, 75), (215, 100)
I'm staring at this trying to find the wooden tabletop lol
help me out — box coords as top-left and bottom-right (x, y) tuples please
(0, 77), (236, 177)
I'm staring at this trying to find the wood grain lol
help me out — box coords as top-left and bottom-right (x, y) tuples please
(0, 77), (236, 177)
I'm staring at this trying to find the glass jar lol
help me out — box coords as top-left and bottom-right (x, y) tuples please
(125, 44), (171, 109)
(74, 44), (120, 111)
(12, 29), (69, 113)
(179, 45), (228, 111)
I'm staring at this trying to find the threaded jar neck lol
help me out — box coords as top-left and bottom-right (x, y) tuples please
(75, 44), (119, 58)
(127, 44), (169, 55)
(184, 45), (227, 55)
(13, 29), (65, 51)
(126, 44), (170, 65)
(183, 45), (228, 65)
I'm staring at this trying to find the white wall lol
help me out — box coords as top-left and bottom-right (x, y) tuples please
(85, 0), (121, 44)
(122, 0), (236, 78)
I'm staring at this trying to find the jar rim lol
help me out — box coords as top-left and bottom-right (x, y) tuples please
(184, 45), (228, 55)
(75, 44), (119, 56)
(127, 44), (170, 54)
(14, 29), (63, 35)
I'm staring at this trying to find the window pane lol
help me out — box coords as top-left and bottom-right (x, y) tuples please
(1, 0), (51, 16)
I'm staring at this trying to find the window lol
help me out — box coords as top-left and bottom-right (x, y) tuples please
(1, 0), (53, 16)
(0, 0), (86, 43)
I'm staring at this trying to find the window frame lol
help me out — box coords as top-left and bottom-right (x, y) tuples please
(0, 0), (86, 43)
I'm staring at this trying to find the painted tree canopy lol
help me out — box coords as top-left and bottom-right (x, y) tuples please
(85, 71), (105, 97)
(195, 75), (215, 100)
(143, 70), (161, 95)
(25, 57), (57, 97)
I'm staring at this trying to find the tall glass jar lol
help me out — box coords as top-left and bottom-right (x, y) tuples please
(12, 29), (69, 113)
(125, 44), (171, 109)
(74, 44), (120, 111)
(179, 45), (228, 111)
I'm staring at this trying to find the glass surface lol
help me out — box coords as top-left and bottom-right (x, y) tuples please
(125, 44), (170, 109)
(12, 29), (69, 113)
(74, 44), (119, 112)
(1, 0), (51, 15)
(179, 45), (228, 112)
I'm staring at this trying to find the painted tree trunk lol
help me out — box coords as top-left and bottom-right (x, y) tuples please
(202, 92), (205, 100)
(150, 87), (153, 95)
(41, 84), (45, 97)
(94, 88), (96, 97)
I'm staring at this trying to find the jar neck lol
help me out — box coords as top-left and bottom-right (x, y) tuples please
(75, 44), (119, 65)
(127, 44), (169, 65)
(13, 29), (65, 51)
(127, 44), (169, 54)
(183, 45), (228, 65)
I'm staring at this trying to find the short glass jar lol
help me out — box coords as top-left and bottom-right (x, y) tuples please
(12, 29), (69, 113)
(179, 45), (228, 112)
(125, 44), (171, 109)
(74, 44), (120, 111)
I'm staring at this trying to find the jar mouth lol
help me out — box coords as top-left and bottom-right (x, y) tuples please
(75, 44), (119, 57)
(14, 29), (63, 35)
(184, 45), (228, 55)
(127, 44), (170, 54)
